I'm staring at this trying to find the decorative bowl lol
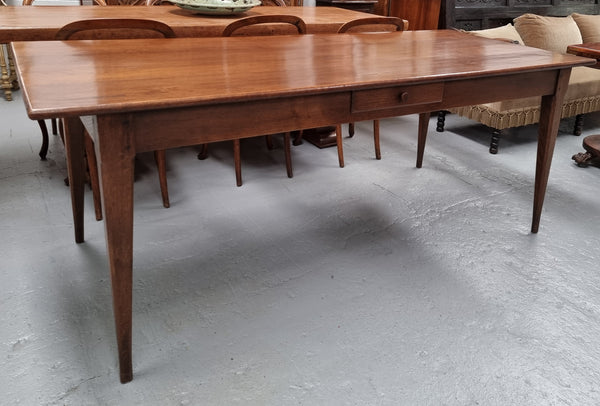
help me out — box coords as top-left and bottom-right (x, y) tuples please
(170, 0), (262, 15)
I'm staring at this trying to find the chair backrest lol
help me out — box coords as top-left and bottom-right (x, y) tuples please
(337, 17), (409, 33)
(55, 18), (176, 40)
(260, 0), (288, 5)
(222, 15), (307, 37)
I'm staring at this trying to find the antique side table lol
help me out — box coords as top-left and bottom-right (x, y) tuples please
(568, 42), (600, 167)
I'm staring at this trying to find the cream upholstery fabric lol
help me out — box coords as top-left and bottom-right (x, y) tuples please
(514, 14), (582, 54)
(469, 23), (524, 45)
(448, 14), (600, 142)
(571, 13), (600, 43)
(449, 14), (600, 136)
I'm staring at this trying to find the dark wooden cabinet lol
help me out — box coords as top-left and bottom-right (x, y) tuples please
(389, 0), (442, 29)
(440, 0), (600, 30)
(316, 0), (379, 14)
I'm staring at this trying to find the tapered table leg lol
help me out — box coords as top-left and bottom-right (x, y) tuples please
(532, 68), (570, 233)
(95, 114), (136, 383)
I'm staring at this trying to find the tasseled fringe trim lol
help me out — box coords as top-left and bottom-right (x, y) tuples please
(449, 96), (600, 130)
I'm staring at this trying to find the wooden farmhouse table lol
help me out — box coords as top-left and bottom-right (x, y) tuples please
(11, 30), (593, 383)
(0, 5), (373, 42)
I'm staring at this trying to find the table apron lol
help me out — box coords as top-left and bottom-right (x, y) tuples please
(90, 69), (565, 153)
(349, 69), (563, 121)
(131, 92), (353, 153)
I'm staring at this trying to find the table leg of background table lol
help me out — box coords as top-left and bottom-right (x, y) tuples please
(1, 43), (12, 101)
(95, 114), (136, 383)
(532, 68), (571, 233)
(7, 44), (18, 91)
(63, 117), (86, 243)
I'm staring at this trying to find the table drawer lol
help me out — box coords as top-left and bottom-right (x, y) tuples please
(351, 83), (444, 113)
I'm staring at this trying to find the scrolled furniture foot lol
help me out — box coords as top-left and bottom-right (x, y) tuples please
(436, 110), (447, 132)
(572, 151), (593, 167)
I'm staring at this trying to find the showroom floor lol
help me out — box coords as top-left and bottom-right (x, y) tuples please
(1, 90), (599, 405)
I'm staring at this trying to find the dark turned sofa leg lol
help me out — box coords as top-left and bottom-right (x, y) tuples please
(436, 111), (447, 132)
(574, 114), (584, 136)
(489, 129), (501, 154)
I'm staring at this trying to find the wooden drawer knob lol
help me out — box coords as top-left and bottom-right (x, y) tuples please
(399, 92), (409, 102)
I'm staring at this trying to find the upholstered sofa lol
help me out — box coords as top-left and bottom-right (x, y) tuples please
(437, 13), (600, 154)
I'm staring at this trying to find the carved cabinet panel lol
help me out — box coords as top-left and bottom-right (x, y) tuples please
(440, 0), (600, 30)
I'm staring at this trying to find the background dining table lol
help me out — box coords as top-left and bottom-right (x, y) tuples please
(0, 5), (374, 42)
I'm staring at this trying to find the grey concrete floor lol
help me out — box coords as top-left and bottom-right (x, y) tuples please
(1, 89), (600, 405)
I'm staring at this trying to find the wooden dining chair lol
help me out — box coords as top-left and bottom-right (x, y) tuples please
(55, 18), (176, 215)
(55, 18), (176, 39)
(336, 17), (409, 161)
(27, 0), (166, 160)
(19, 0), (61, 159)
(221, 14), (307, 37)
(198, 15), (307, 187)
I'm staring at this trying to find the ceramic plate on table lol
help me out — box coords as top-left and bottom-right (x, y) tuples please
(171, 0), (262, 15)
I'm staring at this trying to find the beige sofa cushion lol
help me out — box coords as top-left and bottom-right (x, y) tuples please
(469, 23), (524, 44)
(514, 14), (582, 54)
(571, 13), (600, 43)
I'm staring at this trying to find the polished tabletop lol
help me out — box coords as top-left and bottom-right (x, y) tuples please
(0, 5), (372, 41)
(14, 31), (591, 120)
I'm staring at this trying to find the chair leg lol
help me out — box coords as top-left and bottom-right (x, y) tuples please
(197, 144), (209, 160)
(284, 132), (293, 178)
(51, 118), (58, 135)
(416, 112), (430, 168)
(38, 119), (49, 160)
(348, 122), (355, 138)
(373, 120), (381, 160)
(436, 111), (447, 132)
(57, 118), (64, 141)
(574, 114), (584, 136)
(336, 125), (344, 168)
(292, 129), (303, 146)
(153, 150), (170, 208)
(490, 129), (500, 154)
(84, 133), (103, 221)
(233, 139), (242, 187)
(265, 134), (274, 150)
